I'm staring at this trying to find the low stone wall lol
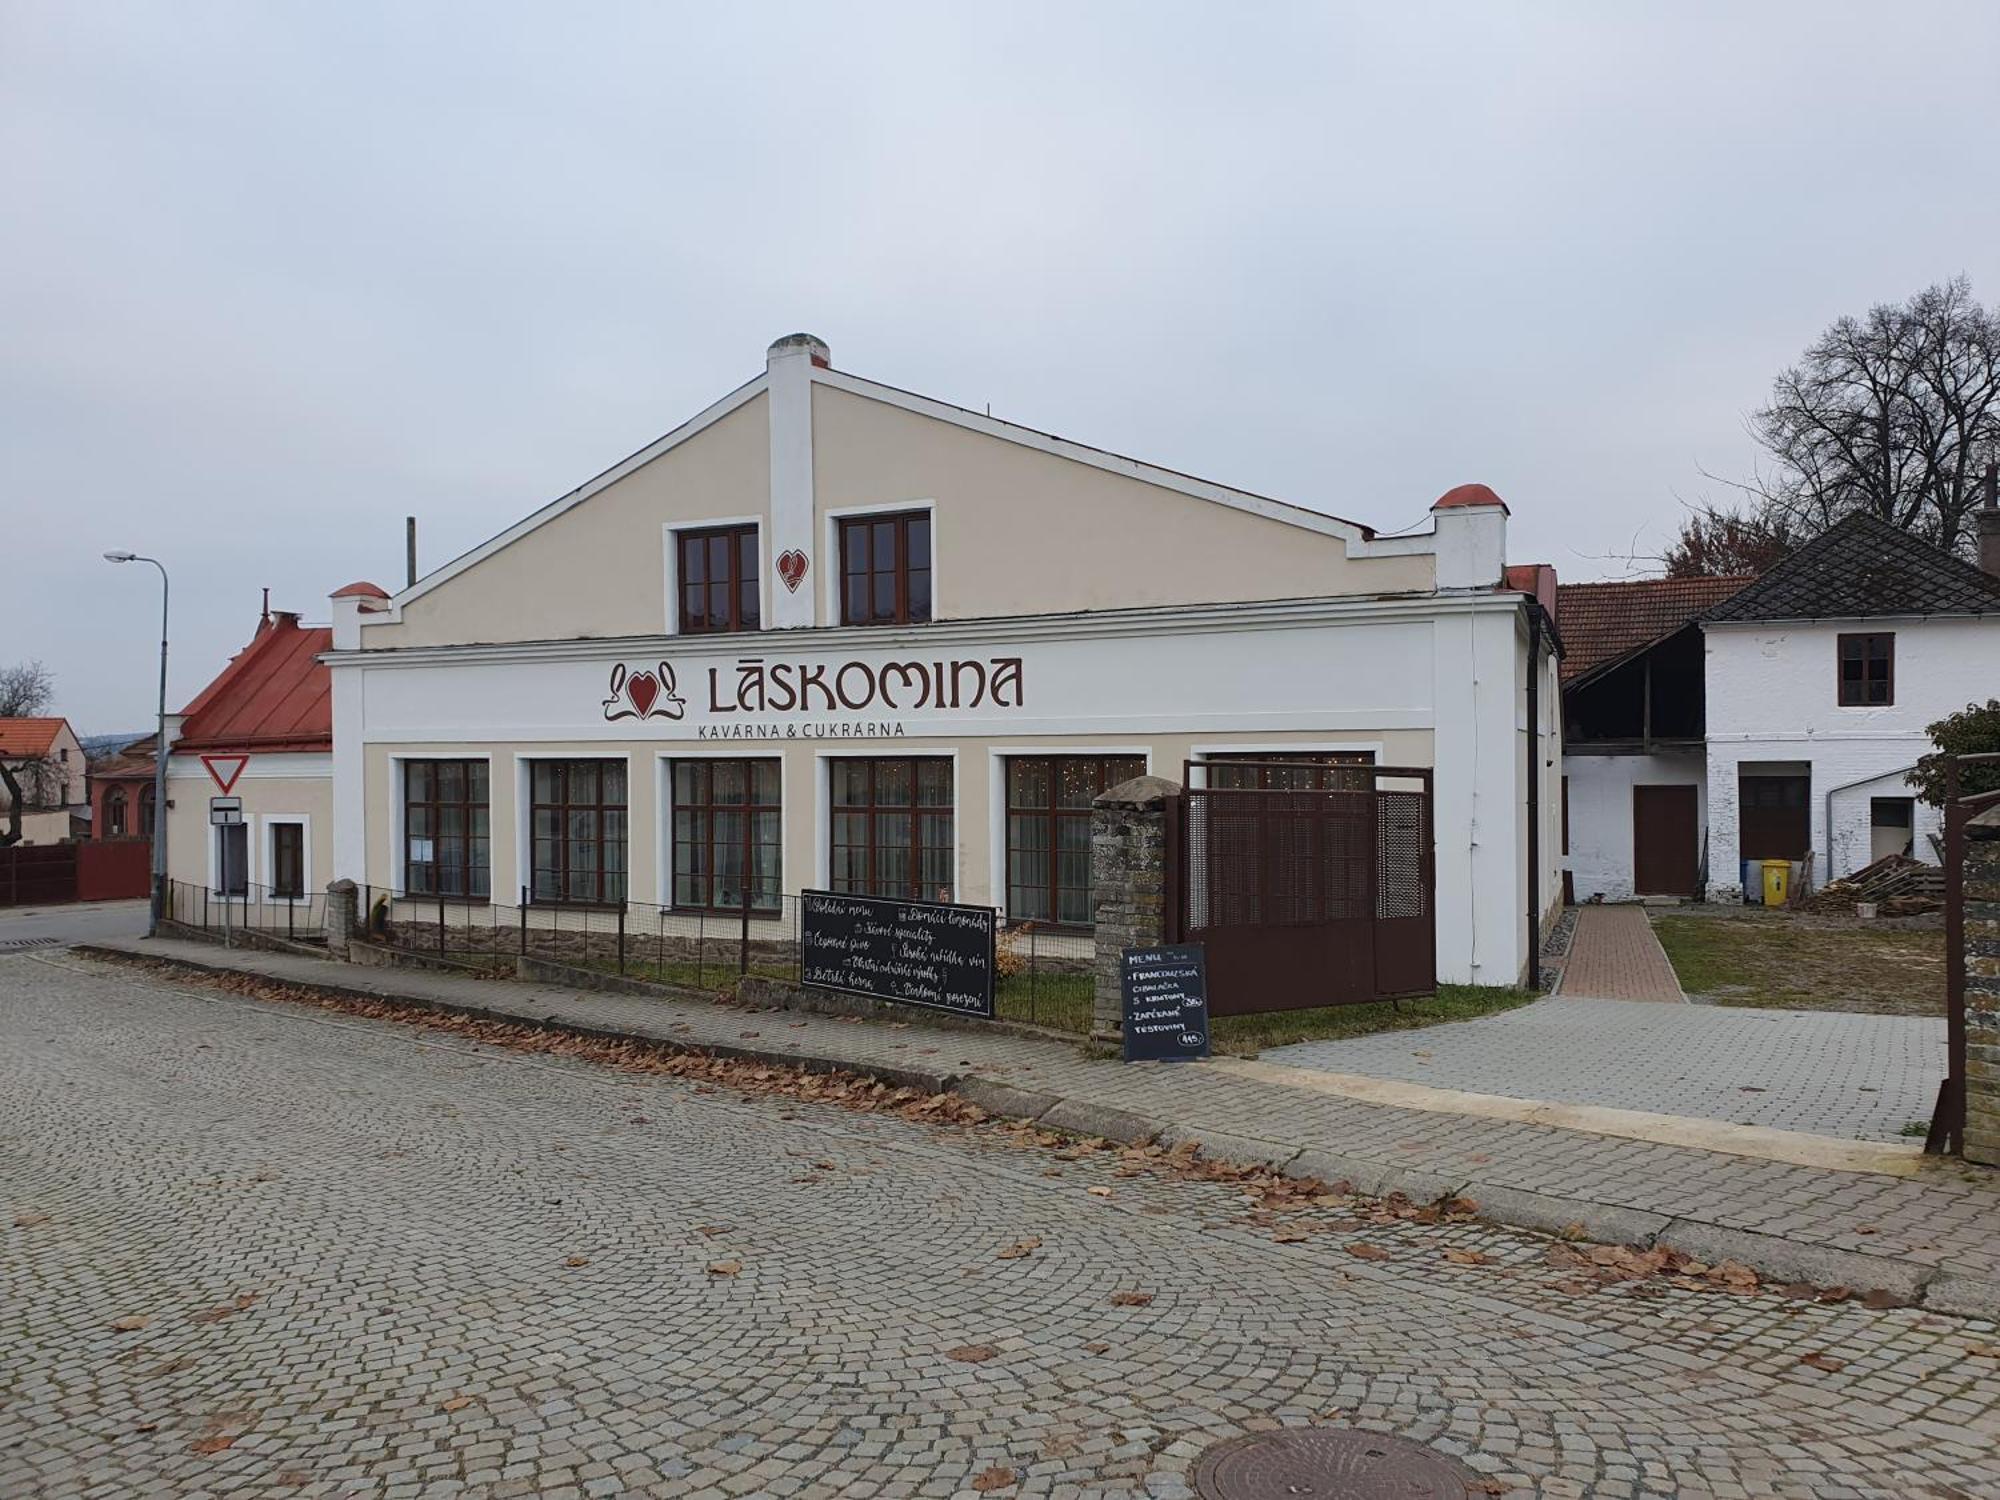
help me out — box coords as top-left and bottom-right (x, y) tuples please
(157, 919), (327, 961)
(1964, 830), (2000, 1167)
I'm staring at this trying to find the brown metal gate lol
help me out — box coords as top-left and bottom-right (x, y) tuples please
(1172, 762), (1435, 1016)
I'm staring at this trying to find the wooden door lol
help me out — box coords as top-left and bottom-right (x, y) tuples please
(1632, 785), (1698, 896)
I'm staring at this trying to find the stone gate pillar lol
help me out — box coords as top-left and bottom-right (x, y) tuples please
(325, 878), (358, 961)
(1090, 775), (1180, 1042)
(1964, 812), (2000, 1167)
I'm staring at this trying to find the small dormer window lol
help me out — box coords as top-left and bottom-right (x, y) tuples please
(1837, 632), (1893, 706)
(677, 524), (760, 635)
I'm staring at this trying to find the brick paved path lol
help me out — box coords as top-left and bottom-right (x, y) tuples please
(6, 952), (2000, 1498)
(1557, 905), (1686, 1002)
(1265, 998), (1942, 1142)
(76, 938), (2000, 1317)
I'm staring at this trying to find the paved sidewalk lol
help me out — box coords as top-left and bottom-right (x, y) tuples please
(76, 936), (2000, 1316)
(1265, 997), (1943, 1142)
(1558, 903), (1685, 1001)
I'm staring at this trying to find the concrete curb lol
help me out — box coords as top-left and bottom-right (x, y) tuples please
(73, 943), (2000, 1319)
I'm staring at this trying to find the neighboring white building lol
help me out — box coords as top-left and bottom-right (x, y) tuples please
(0, 717), (89, 846)
(322, 334), (1566, 991)
(1558, 509), (2000, 905)
(1701, 512), (2000, 900)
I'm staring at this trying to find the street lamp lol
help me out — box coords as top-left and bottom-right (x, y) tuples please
(104, 551), (169, 936)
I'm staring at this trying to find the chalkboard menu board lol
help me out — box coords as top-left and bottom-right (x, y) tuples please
(1120, 944), (1210, 1062)
(800, 890), (996, 1018)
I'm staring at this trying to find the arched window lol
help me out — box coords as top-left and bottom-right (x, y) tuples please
(106, 788), (128, 837)
(139, 785), (156, 839)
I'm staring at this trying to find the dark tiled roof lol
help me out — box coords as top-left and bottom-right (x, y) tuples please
(176, 615), (332, 753)
(1703, 512), (2000, 623)
(1554, 576), (1752, 684)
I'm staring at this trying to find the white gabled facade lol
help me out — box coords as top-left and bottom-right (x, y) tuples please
(1703, 614), (1998, 898)
(326, 336), (1564, 987)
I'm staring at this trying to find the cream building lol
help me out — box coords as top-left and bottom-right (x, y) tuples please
(327, 335), (1563, 989)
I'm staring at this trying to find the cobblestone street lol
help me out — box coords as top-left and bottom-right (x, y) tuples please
(5, 951), (1999, 1499)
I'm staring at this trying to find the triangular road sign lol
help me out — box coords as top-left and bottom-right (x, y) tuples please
(200, 754), (249, 795)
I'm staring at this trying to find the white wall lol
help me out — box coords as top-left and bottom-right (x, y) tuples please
(1703, 616), (1997, 895)
(1562, 751), (1706, 902)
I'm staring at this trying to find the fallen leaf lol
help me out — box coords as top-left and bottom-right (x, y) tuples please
(1082, 1341), (1110, 1354)
(996, 1237), (1042, 1260)
(695, 1224), (728, 1236)
(1798, 1352), (1847, 1373)
(1272, 1227), (1310, 1244)
(189, 1434), (238, 1455)
(1963, 1343), (2000, 1359)
(1443, 1248), (1493, 1266)
(12, 1210), (49, 1228)
(1346, 1243), (1392, 1262)
(1086, 1186), (1114, 1199)
(947, 1344), (999, 1362)
(563, 1256), (590, 1268)
(110, 1315), (151, 1332)
(971, 1465), (1016, 1491)
(707, 1260), (743, 1277)
(440, 1396), (476, 1412)
(1109, 1290), (1154, 1307)
(134, 1420), (159, 1433)
(1861, 1288), (1907, 1310)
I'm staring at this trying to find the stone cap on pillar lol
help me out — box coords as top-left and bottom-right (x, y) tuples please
(1094, 774), (1183, 810)
(1970, 802), (2000, 838)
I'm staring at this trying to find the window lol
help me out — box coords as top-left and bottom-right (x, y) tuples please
(106, 788), (127, 837)
(215, 823), (248, 897)
(677, 524), (760, 634)
(139, 785), (155, 839)
(839, 511), (931, 626)
(531, 759), (627, 904)
(405, 760), (491, 898)
(1006, 755), (1145, 926)
(1203, 750), (1375, 790)
(270, 823), (305, 899)
(671, 759), (781, 912)
(829, 758), (952, 900)
(1837, 633), (1893, 706)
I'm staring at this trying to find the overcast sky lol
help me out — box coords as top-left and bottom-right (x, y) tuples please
(6, 2), (1998, 735)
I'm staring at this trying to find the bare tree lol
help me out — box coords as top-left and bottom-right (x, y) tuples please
(0, 659), (60, 847)
(1661, 501), (1798, 578)
(1746, 277), (2000, 557)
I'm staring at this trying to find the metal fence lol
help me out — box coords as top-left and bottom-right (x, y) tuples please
(165, 878), (326, 942)
(355, 886), (1096, 1033)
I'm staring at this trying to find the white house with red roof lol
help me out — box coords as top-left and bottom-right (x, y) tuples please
(0, 716), (88, 846)
(161, 603), (336, 902)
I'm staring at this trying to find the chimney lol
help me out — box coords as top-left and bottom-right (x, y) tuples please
(1430, 483), (1510, 591)
(764, 334), (828, 631)
(1979, 461), (2000, 579)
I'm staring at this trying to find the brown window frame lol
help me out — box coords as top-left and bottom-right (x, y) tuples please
(828, 757), (953, 901)
(676, 523), (761, 635)
(530, 758), (627, 906)
(1004, 754), (1146, 929)
(404, 759), (492, 899)
(838, 510), (932, 627)
(270, 822), (306, 900)
(669, 758), (782, 914)
(1836, 632), (1894, 707)
(105, 788), (128, 837)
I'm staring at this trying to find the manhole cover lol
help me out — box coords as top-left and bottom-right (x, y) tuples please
(1192, 1428), (1476, 1499)
(0, 937), (60, 952)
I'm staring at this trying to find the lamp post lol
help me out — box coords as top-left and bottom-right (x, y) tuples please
(104, 552), (169, 936)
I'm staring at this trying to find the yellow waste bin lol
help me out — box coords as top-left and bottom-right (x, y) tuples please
(1760, 859), (1791, 909)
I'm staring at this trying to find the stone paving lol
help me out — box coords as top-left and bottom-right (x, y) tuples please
(1266, 997), (1944, 1143)
(86, 935), (2000, 1317)
(6, 950), (2000, 1498)
(1556, 905), (1685, 1002)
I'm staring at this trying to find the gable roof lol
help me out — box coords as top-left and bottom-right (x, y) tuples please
(0, 717), (71, 759)
(1703, 512), (2000, 623)
(1556, 575), (1752, 684)
(384, 340), (1416, 620)
(176, 613), (332, 754)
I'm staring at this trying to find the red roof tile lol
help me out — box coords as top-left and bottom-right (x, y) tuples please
(0, 718), (69, 758)
(176, 615), (332, 753)
(1555, 575), (1752, 684)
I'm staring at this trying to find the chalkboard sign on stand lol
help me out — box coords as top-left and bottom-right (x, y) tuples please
(1120, 944), (1210, 1063)
(800, 890), (996, 1019)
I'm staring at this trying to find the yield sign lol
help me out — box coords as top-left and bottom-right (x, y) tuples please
(200, 754), (249, 795)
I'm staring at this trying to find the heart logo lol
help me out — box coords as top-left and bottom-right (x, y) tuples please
(625, 670), (661, 719)
(776, 549), (809, 593)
